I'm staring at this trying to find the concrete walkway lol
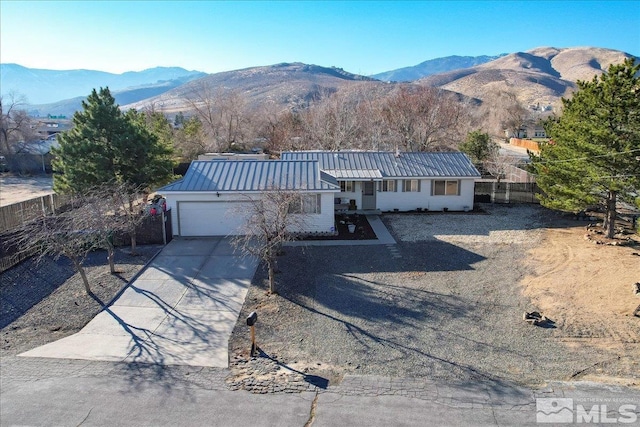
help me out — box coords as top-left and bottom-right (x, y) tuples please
(20, 238), (258, 368)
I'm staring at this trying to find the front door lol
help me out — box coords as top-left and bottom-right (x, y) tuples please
(361, 181), (376, 210)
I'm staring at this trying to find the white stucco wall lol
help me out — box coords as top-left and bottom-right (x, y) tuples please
(375, 179), (475, 212)
(334, 179), (475, 212)
(289, 192), (336, 235)
(162, 191), (335, 236)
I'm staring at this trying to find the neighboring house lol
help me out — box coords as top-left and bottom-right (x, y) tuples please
(159, 151), (480, 237)
(31, 119), (72, 140)
(282, 151), (479, 213)
(158, 160), (339, 237)
(505, 124), (547, 139)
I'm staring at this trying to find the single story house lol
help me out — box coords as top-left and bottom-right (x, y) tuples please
(158, 159), (339, 236)
(159, 151), (480, 237)
(282, 151), (480, 213)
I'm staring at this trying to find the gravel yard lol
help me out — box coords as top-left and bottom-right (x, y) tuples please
(229, 204), (639, 388)
(1, 245), (161, 357)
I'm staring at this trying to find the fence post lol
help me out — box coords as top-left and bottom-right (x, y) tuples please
(161, 210), (167, 245)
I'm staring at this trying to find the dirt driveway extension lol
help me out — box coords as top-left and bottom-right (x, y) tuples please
(229, 204), (639, 389)
(0, 175), (53, 207)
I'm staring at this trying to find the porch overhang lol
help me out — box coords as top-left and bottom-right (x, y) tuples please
(324, 169), (383, 181)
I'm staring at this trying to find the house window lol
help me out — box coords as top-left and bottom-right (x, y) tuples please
(289, 194), (322, 214)
(340, 181), (355, 192)
(403, 179), (420, 192)
(380, 180), (396, 192)
(433, 180), (460, 196)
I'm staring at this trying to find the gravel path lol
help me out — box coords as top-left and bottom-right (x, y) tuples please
(229, 204), (629, 388)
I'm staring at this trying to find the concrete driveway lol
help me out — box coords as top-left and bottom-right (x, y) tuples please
(20, 238), (258, 367)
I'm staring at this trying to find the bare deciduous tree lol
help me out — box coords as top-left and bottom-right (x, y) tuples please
(107, 183), (150, 256)
(231, 188), (311, 294)
(0, 92), (35, 158)
(260, 106), (305, 154)
(482, 90), (529, 140)
(75, 184), (149, 272)
(382, 86), (466, 152)
(483, 152), (521, 183)
(13, 197), (102, 299)
(184, 82), (252, 153)
(302, 90), (362, 151)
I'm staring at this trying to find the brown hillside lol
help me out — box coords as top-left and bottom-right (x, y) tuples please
(123, 62), (387, 113)
(122, 47), (634, 117)
(419, 46), (633, 107)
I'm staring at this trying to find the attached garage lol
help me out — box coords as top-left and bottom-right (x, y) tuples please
(177, 201), (250, 236)
(158, 160), (339, 237)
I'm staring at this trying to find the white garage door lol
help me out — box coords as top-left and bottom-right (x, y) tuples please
(178, 201), (250, 236)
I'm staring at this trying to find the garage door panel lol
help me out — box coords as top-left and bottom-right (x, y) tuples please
(178, 201), (249, 236)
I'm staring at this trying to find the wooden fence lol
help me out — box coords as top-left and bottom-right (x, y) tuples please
(0, 192), (172, 273)
(0, 193), (70, 234)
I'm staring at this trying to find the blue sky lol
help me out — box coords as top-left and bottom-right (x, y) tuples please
(1, 1), (638, 75)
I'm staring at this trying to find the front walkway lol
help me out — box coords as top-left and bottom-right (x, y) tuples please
(20, 238), (258, 367)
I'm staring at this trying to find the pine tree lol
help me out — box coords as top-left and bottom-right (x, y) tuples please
(52, 88), (125, 193)
(530, 58), (640, 238)
(120, 109), (174, 190)
(52, 87), (174, 194)
(459, 130), (497, 163)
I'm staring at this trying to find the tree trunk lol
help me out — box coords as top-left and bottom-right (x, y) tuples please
(130, 230), (137, 255)
(266, 246), (276, 294)
(107, 245), (116, 274)
(604, 190), (617, 239)
(268, 259), (276, 294)
(72, 258), (92, 296)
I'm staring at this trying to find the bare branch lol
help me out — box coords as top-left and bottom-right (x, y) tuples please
(230, 187), (312, 294)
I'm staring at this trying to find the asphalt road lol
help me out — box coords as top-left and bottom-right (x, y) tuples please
(2, 357), (639, 427)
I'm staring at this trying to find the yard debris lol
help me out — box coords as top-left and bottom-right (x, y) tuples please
(523, 311), (554, 327)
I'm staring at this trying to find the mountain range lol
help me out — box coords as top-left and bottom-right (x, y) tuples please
(419, 46), (635, 108)
(0, 64), (206, 105)
(370, 54), (508, 82)
(1, 46), (636, 118)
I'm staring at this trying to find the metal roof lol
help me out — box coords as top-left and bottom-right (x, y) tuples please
(158, 160), (339, 193)
(281, 151), (481, 178)
(323, 169), (383, 180)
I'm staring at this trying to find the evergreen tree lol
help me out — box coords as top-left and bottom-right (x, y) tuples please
(459, 130), (497, 163)
(530, 58), (640, 238)
(121, 110), (175, 189)
(52, 87), (174, 194)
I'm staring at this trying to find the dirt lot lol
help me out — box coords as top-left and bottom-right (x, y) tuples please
(521, 225), (640, 384)
(0, 175), (54, 207)
(229, 205), (639, 388)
